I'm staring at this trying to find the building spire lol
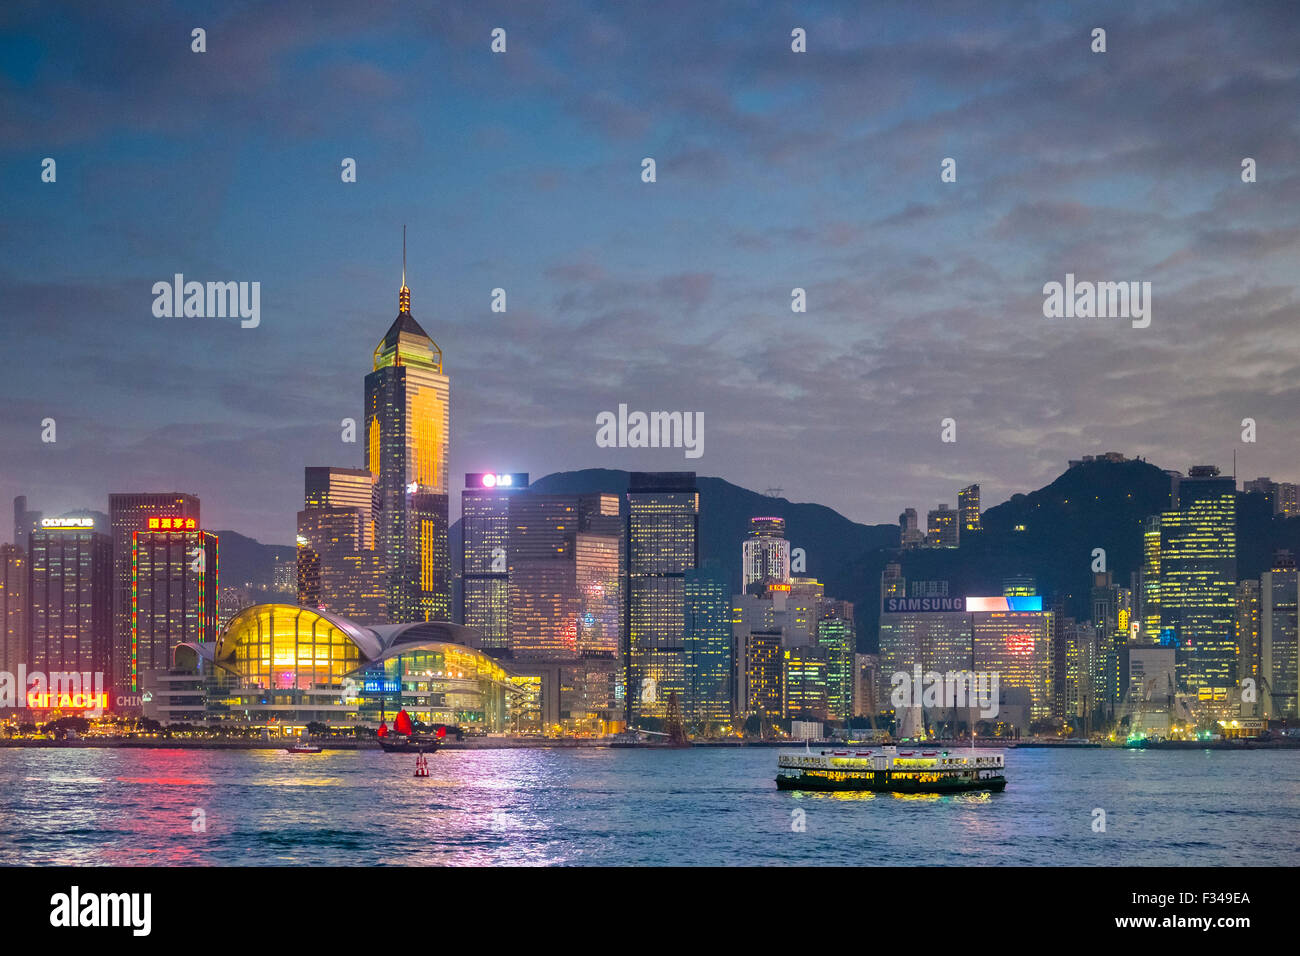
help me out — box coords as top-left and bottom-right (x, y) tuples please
(399, 224), (411, 314)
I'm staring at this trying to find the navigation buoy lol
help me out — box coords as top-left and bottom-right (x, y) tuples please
(414, 752), (429, 777)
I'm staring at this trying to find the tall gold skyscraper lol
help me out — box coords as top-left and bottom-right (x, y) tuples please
(364, 233), (451, 623)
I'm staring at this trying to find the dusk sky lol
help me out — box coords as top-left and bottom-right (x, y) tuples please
(3, 0), (1299, 545)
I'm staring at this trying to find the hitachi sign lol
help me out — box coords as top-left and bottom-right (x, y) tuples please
(885, 597), (966, 613)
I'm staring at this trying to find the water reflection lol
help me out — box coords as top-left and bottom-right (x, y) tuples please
(0, 747), (1294, 866)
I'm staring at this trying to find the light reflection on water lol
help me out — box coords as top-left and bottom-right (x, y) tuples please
(0, 747), (1296, 866)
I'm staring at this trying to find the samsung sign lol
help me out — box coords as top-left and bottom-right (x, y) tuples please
(886, 597), (967, 613)
(885, 595), (1043, 614)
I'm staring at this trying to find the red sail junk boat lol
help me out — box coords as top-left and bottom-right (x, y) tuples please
(378, 708), (445, 753)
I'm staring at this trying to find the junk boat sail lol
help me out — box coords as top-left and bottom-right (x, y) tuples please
(377, 708), (445, 754)
(776, 744), (1006, 794)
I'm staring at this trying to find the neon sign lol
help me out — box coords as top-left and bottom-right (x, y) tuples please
(40, 517), (93, 529)
(966, 596), (1043, 612)
(146, 517), (197, 530)
(466, 472), (528, 490)
(26, 692), (109, 709)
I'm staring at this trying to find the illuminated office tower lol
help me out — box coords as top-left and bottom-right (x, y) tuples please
(783, 577), (825, 647)
(508, 493), (622, 662)
(971, 583), (1053, 726)
(364, 239), (451, 624)
(683, 562), (731, 724)
(296, 507), (386, 622)
(741, 629), (784, 719)
(305, 467), (376, 549)
(1090, 572), (1131, 716)
(877, 570), (973, 709)
(27, 521), (112, 679)
(461, 472), (528, 652)
(958, 484), (982, 535)
(926, 504), (959, 548)
(298, 466), (385, 621)
(1140, 516), (1162, 640)
(131, 518), (218, 693)
(1159, 466), (1237, 706)
(783, 646), (828, 720)
(1235, 579), (1261, 701)
(109, 493), (199, 698)
(627, 472), (698, 722)
(1, 544), (26, 673)
(1261, 552), (1298, 718)
(816, 599), (855, 720)
(741, 517), (790, 591)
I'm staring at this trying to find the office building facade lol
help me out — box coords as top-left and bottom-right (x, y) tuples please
(364, 265), (451, 624)
(627, 472), (698, 722)
(27, 523), (112, 680)
(131, 521), (219, 693)
(460, 472), (528, 653)
(108, 493), (200, 698)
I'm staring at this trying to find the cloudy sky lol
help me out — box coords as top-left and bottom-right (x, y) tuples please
(2, 0), (1299, 544)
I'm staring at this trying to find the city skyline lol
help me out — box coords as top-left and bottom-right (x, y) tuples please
(4, 1), (1300, 545)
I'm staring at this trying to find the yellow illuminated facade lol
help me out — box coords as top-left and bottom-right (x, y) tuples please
(365, 266), (452, 623)
(143, 604), (515, 731)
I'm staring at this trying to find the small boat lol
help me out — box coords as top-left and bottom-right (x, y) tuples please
(776, 743), (1006, 794)
(285, 742), (322, 754)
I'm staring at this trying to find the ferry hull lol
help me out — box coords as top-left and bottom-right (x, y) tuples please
(776, 772), (1006, 794)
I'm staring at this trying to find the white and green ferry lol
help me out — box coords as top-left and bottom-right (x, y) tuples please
(776, 744), (1007, 794)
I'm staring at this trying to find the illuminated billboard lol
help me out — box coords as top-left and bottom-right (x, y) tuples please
(966, 596), (1043, 612)
(465, 472), (528, 489)
(39, 517), (94, 529)
(145, 517), (198, 530)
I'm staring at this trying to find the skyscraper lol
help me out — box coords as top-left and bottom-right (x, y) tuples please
(1261, 551), (1298, 718)
(1235, 579), (1261, 701)
(958, 484), (982, 535)
(297, 467), (386, 621)
(683, 562), (731, 724)
(507, 492), (622, 661)
(364, 237), (451, 624)
(304, 466), (376, 548)
(1158, 466), (1237, 708)
(627, 472), (698, 722)
(27, 521), (112, 681)
(741, 516), (790, 591)
(1, 544), (26, 674)
(130, 519), (218, 693)
(109, 493), (200, 699)
(461, 472), (528, 653)
(816, 599), (855, 720)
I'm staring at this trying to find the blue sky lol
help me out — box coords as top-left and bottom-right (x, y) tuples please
(2, 0), (1299, 543)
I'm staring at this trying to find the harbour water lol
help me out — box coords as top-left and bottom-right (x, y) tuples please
(1, 746), (1295, 866)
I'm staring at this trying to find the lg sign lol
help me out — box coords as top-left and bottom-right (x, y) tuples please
(466, 472), (528, 490)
